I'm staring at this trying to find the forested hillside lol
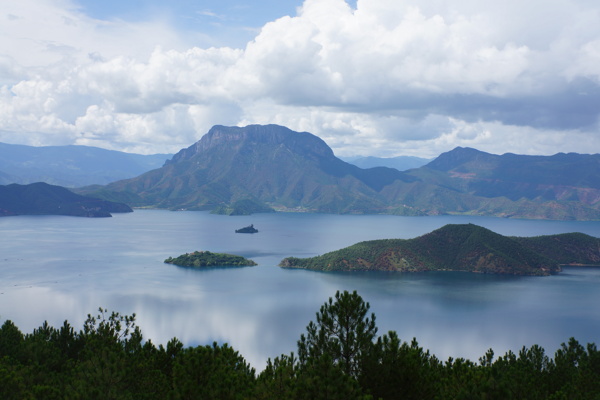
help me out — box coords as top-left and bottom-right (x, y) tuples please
(1, 291), (599, 399)
(280, 224), (600, 275)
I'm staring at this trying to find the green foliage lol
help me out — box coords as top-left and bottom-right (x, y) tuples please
(297, 290), (377, 377)
(360, 333), (441, 400)
(0, 320), (24, 360)
(279, 224), (599, 275)
(256, 353), (299, 399)
(165, 250), (258, 267)
(1, 294), (600, 399)
(294, 353), (368, 400)
(172, 342), (256, 400)
(515, 232), (600, 265)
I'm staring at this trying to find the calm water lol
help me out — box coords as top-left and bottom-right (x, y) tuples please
(1, 210), (600, 369)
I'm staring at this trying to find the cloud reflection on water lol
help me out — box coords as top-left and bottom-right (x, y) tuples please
(1, 210), (599, 371)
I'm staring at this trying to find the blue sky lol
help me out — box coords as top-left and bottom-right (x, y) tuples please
(76, 0), (314, 48)
(1, 0), (599, 157)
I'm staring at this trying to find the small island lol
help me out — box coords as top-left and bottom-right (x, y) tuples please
(165, 251), (257, 268)
(235, 224), (258, 234)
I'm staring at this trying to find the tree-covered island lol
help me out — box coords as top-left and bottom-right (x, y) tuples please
(279, 224), (600, 276)
(165, 251), (257, 267)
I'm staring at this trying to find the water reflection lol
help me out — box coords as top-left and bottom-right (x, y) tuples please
(1, 211), (599, 370)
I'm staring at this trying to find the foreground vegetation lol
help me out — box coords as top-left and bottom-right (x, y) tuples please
(1, 292), (599, 399)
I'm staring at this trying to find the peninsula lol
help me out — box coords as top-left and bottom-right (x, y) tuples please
(165, 251), (257, 268)
(279, 224), (600, 276)
(0, 182), (132, 218)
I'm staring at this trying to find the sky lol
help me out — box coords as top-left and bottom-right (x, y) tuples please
(1, 0), (599, 158)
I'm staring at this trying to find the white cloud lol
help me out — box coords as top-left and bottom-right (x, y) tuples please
(0, 0), (186, 70)
(1, 0), (599, 156)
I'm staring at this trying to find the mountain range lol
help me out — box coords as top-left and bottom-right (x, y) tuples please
(79, 124), (599, 220)
(279, 224), (600, 275)
(0, 142), (171, 187)
(87, 125), (420, 214)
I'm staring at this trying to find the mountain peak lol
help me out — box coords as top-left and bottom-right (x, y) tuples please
(425, 147), (495, 171)
(108, 124), (413, 213)
(166, 124), (335, 165)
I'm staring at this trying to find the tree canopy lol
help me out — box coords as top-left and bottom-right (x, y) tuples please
(1, 293), (599, 399)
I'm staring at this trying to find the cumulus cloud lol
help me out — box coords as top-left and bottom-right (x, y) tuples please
(1, 0), (599, 156)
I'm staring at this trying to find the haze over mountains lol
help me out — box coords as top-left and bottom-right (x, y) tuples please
(341, 155), (432, 171)
(79, 124), (600, 220)
(0, 142), (171, 187)
(0, 139), (423, 188)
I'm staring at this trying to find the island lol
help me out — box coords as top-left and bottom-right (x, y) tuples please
(235, 224), (258, 234)
(164, 251), (257, 268)
(279, 224), (600, 276)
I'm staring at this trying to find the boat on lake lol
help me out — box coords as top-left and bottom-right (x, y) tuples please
(235, 224), (258, 234)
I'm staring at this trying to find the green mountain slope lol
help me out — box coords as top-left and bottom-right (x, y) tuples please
(405, 147), (600, 219)
(0, 182), (132, 217)
(515, 233), (600, 265)
(279, 224), (600, 275)
(96, 125), (417, 213)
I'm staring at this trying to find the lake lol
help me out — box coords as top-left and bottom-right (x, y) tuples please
(1, 210), (600, 369)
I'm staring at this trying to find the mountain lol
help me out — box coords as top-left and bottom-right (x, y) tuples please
(0, 182), (132, 217)
(0, 142), (171, 187)
(410, 147), (600, 214)
(279, 224), (600, 275)
(92, 125), (418, 213)
(81, 124), (600, 220)
(343, 155), (432, 171)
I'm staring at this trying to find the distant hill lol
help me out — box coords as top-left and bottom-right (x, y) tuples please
(407, 147), (600, 219)
(80, 124), (600, 220)
(279, 224), (600, 275)
(0, 182), (132, 217)
(0, 142), (171, 187)
(343, 155), (431, 171)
